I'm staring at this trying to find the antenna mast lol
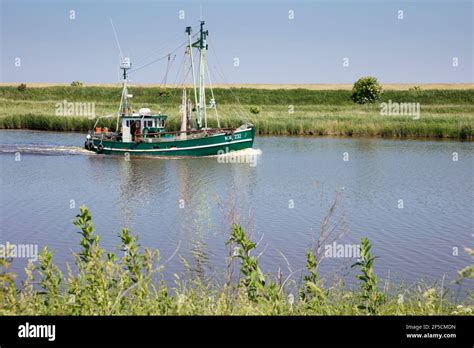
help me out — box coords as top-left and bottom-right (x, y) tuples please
(186, 26), (199, 129)
(110, 19), (132, 131)
(199, 21), (208, 129)
(187, 21), (209, 130)
(116, 57), (131, 130)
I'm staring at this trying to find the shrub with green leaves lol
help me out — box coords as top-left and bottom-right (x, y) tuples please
(159, 90), (171, 97)
(351, 77), (383, 104)
(300, 249), (326, 307)
(457, 245), (474, 283)
(408, 85), (422, 97)
(0, 249), (15, 307)
(227, 224), (265, 301)
(249, 106), (260, 115)
(352, 237), (385, 314)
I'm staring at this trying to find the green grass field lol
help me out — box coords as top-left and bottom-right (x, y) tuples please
(0, 86), (473, 138)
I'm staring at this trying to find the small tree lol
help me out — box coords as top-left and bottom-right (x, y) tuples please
(408, 85), (422, 97)
(351, 77), (382, 104)
(159, 90), (170, 97)
(249, 106), (260, 115)
(71, 81), (83, 87)
(17, 83), (27, 92)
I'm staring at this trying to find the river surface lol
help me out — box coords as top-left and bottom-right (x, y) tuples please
(0, 130), (473, 291)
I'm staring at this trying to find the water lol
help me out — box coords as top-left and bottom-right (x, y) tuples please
(0, 130), (473, 290)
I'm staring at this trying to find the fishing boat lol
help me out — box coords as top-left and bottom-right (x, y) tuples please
(84, 21), (255, 157)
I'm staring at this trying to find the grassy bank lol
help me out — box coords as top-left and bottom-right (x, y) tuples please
(1, 206), (473, 315)
(0, 86), (473, 138)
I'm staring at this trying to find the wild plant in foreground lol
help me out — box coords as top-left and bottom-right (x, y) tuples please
(73, 206), (99, 263)
(0, 248), (15, 308)
(456, 241), (474, 284)
(0, 206), (472, 315)
(352, 237), (385, 314)
(300, 250), (326, 307)
(30, 206), (163, 315)
(227, 224), (265, 301)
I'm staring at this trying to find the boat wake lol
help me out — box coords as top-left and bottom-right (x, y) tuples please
(207, 148), (263, 158)
(0, 143), (263, 160)
(0, 144), (95, 156)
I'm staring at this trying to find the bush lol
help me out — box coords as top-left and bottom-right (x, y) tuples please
(459, 124), (472, 140)
(408, 85), (423, 98)
(249, 106), (260, 115)
(457, 239), (474, 283)
(351, 77), (382, 104)
(17, 83), (27, 92)
(71, 81), (83, 87)
(159, 90), (171, 97)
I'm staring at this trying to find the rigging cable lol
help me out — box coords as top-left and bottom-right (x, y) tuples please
(207, 36), (253, 124)
(110, 18), (124, 61)
(160, 54), (177, 88)
(132, 33), (183, 65)
(128, 38), (191, 74)
(205, 56), (220, 128)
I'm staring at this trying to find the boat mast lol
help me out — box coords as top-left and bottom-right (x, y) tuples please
(180, 88), (187, 139)
(186, 26), (200, 129)
(117, 57), (131, 131)
(198, 21), (208, 129)
(187, 21), (208, 130)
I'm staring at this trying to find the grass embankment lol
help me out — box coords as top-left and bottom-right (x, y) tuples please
(0, 86), (473, 138)
(1, 206), (473, 315)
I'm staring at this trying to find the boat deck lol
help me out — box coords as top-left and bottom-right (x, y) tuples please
(91, 127), (239, 144)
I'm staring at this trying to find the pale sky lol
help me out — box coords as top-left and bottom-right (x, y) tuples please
(1, 0), (472, 84)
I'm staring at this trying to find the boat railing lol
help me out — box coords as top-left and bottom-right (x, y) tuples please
(90, 131), (119, 141)
(89, 125), (253, 142)
(142, 128), (237, 138)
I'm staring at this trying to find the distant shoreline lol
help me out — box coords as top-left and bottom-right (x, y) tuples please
(1, 82), (473, 90)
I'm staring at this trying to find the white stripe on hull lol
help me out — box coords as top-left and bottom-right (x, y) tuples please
(102, 138), (253, 152)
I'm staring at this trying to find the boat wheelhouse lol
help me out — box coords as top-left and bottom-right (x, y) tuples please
(119, 109), (168, 142)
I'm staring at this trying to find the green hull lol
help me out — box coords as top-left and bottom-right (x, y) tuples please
(89, 127), (255, 157)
